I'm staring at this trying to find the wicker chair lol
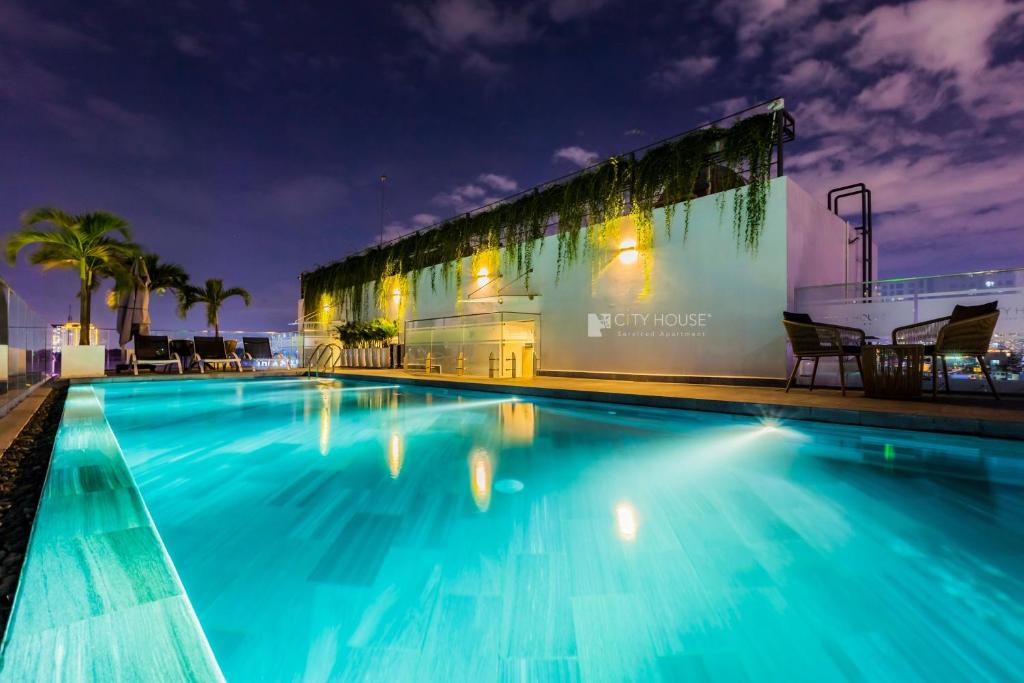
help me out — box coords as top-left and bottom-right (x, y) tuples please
(892, 301), (1000, 399)
(783, 312), (865, 395)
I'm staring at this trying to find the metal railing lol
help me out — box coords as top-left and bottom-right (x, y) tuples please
(306, 343), (341, 377)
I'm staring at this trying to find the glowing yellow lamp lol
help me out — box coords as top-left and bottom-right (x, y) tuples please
(617, 239), (638, 265)
(475, 267), (490, 288)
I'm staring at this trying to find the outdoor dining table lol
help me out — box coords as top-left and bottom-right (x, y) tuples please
(860, 343), (925, 399)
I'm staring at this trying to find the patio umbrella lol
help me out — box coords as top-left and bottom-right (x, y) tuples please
(116, 256), (151, 349)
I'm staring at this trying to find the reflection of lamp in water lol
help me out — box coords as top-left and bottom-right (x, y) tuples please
(388, 431), (404, 478)
(469, 448), (493, 512)
(318, 385), (332, 456)
(617, 239), (638, 265)
(499, 401), (536, 443)
(615, 502), (638, 542)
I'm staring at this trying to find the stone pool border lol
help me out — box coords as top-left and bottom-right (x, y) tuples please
(0, 384), (224, 682)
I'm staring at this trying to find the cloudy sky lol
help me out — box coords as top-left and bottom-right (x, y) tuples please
(1, 0), (1022, 330)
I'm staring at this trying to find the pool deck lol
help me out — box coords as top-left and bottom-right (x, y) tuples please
(323, 369), (1024, 440)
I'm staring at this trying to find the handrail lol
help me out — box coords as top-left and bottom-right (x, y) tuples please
(307, 343), (341, 377)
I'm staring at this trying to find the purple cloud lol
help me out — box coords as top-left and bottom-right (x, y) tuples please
(553, 145), (599, 167)
(648, 56), (718, 88)
(478, 173), (518, 192)
(172, 32), (212, 58)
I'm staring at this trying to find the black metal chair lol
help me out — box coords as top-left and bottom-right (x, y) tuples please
(130, 335), (182, 375)
(782, 312), (865, 395)
(892, 301), (1000, 398)
(193, 336), (245, 373)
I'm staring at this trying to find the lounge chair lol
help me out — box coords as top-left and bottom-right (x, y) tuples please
(129, 335), (183, 376)
(242, 336), (285, 368)
(782, 311), (865, 395)
(193, 336), (245, 373)
(892, 301), (1000, 398)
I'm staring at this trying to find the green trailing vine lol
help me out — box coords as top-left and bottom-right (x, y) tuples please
(302, 111), (780, 319)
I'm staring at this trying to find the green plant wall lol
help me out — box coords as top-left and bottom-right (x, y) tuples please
(302, 112), (779, 319)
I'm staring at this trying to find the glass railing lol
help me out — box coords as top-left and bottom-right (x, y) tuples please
(404, 311), (540, 378)
(795, 268), (1024, 392)
(0, 280), (54, 401)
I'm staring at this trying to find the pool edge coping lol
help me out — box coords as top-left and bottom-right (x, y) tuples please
(0, 385), (225, 682)
(322, 371), (1024, 441)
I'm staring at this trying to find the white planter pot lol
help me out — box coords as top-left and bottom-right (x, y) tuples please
(61, 345), (106, 378)
(356, 348), (365, 367)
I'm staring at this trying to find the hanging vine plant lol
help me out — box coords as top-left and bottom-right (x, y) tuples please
(302, 111), (781, 319)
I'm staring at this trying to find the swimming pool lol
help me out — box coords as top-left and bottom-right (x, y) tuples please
(27, 378), (1024, 679)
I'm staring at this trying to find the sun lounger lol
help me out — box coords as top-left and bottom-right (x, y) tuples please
(242, 336), (286, 368)
(129, 335), (183, 375)
(193, 336), (245, 373)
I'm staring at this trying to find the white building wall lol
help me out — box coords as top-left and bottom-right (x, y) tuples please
(356, 177), (849, 381)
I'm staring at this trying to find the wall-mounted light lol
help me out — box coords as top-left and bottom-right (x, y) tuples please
(392, 287), (401, 304)
(476, 267), (490, 288)
(617, 239), (638, 266)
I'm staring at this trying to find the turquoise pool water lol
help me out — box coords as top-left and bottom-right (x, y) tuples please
(92, 378), (1023, 682)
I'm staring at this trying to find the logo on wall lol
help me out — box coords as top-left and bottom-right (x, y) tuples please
(587, 313), (612, 337)
(587, 311), (711, 339)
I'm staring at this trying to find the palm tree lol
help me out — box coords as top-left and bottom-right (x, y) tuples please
(142, 253), (190, 295)
(106, 252), (191, 309)
(177, 278), (252, 337)
(6, 208), (137, 345)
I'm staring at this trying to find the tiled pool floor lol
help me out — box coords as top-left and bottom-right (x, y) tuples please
(88, 377), (1024, 682)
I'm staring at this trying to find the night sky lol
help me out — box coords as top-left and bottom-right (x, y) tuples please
(2, 0), (1022, 331)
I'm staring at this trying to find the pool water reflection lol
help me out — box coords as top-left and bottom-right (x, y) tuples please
(94, 377), (1024, 682)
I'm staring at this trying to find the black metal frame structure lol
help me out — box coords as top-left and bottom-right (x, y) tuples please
(827, 183), (873, 291)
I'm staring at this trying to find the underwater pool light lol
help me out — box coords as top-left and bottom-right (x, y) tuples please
(615, 502), (638, 542)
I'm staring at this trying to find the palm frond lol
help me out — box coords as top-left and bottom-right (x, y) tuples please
(19, 207), (78, 229)
(222, 286), (252, 307)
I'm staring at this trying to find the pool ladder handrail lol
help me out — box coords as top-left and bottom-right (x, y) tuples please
(307, 343), (341, 377)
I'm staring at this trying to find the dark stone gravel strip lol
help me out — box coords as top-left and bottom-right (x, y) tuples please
(0, 381), (68, 640)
